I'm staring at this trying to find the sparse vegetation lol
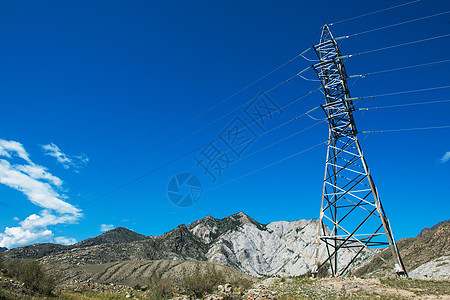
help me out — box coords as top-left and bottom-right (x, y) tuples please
(146, 271), (174, 300)
(381, 277), (450, 296)
(3, 259), (56, 296)
(178, 262), (252, 299)
(0, 252), (4, 270)
(180, 264), (226, 299)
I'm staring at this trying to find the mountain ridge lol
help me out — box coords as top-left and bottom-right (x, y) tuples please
(6, 226), (149, 259)
(5, 213), (449, 279)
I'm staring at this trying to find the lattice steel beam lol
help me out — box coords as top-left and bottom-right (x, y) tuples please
(311, 25), (407, 277)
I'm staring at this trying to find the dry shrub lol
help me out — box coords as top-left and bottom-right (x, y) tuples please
(5, 259), (55, 296)
(180, 263), (226, 299)
(147, 271), (174, 300)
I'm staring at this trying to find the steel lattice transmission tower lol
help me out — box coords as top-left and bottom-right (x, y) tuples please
(311, 25), (407, 277)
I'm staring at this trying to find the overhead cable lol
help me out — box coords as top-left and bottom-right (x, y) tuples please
(329, 0), (421, 26)
(357, 99), (450, 111)
(71, 47), (312, 193)
(349, 10), (450, 37)
(360, 125), (450, 134)
(348, 60), (450, 79)
(204, 141), (327, 193)
(340, 35), (450, 60)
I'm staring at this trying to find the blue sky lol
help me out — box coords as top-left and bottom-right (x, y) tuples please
(0, 0), (449, 248)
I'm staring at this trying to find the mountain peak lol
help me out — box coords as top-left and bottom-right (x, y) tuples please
(227, 211), (254, 223)
(417, 220), (450, 237)
(74, 227), (147, 248)
(188, 212), (266, 244)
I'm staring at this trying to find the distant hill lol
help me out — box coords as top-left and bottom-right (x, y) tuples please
(6, 227), (149, 259)
(73, 227), (148, 248)
(0, 247), (7, 252)
(46, 259), (255, 286)
(355, 221), (450, 278)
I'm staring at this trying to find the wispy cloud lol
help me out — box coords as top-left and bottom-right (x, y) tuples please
(42, 143), (88, 170)
(440, 151), (450, 164)
(100, 224), (114, 232)
(0, 139), (82, 248)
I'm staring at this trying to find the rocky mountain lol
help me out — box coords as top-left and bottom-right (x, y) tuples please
(189, 213), (372, 276)
(5, 213), (448, 279)
(417, 219), (450, 237)
(39, 224), (207, 265)
(0, 247), (7, 252)
(73, 227), (148, 248)
(355, 221), (450, 279)
(7, 212), (371, 277)
(6, 243), (68, 259)
(6, 227), (149, 259)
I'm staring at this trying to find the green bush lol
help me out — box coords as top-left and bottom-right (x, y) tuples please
(147, 272), (174, 300)
(5, 259), (55, 296)
(223, 269), (253, 291)
(0, 252), (4, 271)
(180, 264), (226, 299)
(317, 262), (331, 278)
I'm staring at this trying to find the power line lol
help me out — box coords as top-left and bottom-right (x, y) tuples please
(77, 71), (313, 198)
(76, 77), (320, 202)
(84, 115), (327, 214)
(348, 34), (450, 57)
(349, 10), (450, 37)
(357, 99), (450, 111)
(71, 48), (312, 193)
(349, 60), (450, 79)
(360, 125), (450, 134)
(79, 90), (322, 208)
(354, 85), (450, 99)
(203, 141), (327, 194)
(77, 57), (450, 199)
(329, 0), (421, 26)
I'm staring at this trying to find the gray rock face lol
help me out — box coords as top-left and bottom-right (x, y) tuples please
(409, 256), (450, 280)
(192, 217), (374, 276)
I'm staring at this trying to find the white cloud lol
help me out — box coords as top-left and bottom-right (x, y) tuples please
(100, 224), (114, 232)
(0, 140), (32, 164)
(13, 217), (19, 221)
(0, 226), (53, 248)
(0, 160), (77, 214)
(0, 139), (82, 248)
(54, 236), (77, 245)
(42, 143), (88, 170)
(440, 151), (450, 164)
